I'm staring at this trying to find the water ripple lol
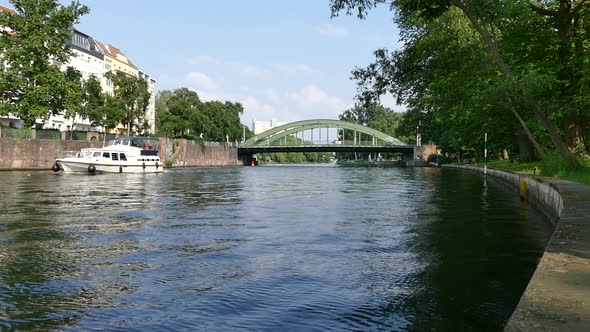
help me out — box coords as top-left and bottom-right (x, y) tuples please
(0, 166), (553, 331)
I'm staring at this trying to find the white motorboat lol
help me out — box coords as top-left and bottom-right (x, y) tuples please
(54, 137), (164, 174)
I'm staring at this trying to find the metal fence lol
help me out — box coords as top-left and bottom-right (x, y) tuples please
(0, 127), (33, 139)
(99, 133), (117, 143)
(65, 130), (87, 141)
(35, 129), (61, 140)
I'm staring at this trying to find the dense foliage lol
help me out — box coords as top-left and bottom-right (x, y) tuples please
(155, 88), (246, 142)
(0, 0), (89, 126)
(337, 103), (406, 160)
(330, 0), (590, 164)
(106, 71), (151, 135)
(257, 134), (333, 163)
(0, 0), (154, 136)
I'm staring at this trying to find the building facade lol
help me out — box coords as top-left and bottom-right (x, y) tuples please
(139, 71), (157, 134)
(0, 5), (156, 134)
(252, 118), (288, 135)
(41, 29), (105, 132)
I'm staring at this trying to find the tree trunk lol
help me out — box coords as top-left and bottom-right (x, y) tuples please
(454, 0), (573, 161)
(507, 99), (546, 159)
(530, 0), (587, 154)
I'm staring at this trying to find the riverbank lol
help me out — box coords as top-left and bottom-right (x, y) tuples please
(467, 159), (590, 187)
(443, 165), (590, 331)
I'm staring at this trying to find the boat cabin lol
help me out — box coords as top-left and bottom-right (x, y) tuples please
(110, 137), (160, 156)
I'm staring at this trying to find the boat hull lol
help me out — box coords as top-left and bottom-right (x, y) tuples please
(56, 159), (164, 174)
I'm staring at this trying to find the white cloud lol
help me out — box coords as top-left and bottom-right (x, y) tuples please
(161, 57), (351, 125)
(241, 96), (275, 118)
(187, 55), (222, 66)
(187, 56), (313, 80)
(263, 88), (281, 104)
(184, 72), (217, 90)
(272, 64), (313, 77)
(287, 84), (349, 114)
(315, 24), (350, 38)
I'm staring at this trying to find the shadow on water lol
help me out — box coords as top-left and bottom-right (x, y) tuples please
(392, 168), (554, 331)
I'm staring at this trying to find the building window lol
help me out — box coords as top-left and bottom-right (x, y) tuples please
(105, 59), (111, 71)
(107, 78), (113, 87)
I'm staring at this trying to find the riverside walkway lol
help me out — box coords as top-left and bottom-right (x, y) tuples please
(505, 177), (590, 331)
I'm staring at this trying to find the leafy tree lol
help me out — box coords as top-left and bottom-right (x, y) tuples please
(106, 71), (150, 135)
(155, 89), (173, 136)
(101, 94), (125, 131)
(339, 103), (404, 141)
(330, 0), (587, 163)
(158, 88), (201, 138)
(62, 66), (84, 129)
(83, 75), (105, 127)
(0, 0), (89, 126)
(156, 87), (247, 142)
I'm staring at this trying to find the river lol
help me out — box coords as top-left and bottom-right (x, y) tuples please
(0, 166), (553, 331)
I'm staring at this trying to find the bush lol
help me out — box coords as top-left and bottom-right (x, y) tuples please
(164, 160), (174, 168)
(540, 151), (581, 176)
(427, 154), (453, 165)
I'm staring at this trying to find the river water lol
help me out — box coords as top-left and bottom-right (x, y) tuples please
(0, 166), (553, 331)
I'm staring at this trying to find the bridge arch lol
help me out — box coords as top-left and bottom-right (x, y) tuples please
(242, 119), (406, 147)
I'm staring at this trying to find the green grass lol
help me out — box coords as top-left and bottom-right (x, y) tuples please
(559, 159), (590, 187)
(466, 159), (590, 187)
(471, 160), (541, 175)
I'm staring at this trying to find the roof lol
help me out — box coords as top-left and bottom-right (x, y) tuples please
(69, 28), (103, 59)
(96, 40), (138, 69)
(0, 5), (15, 14)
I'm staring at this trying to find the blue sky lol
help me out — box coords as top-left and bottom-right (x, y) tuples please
(73, 0), (402, 125)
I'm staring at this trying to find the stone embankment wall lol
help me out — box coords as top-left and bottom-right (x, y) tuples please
(444, 165), (590, 331)
(159, 138), (239, 167)
(0, 138), (102, 169)
(0, 137), (239, 170)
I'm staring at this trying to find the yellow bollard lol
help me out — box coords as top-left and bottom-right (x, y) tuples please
(519, 179), (527, 200)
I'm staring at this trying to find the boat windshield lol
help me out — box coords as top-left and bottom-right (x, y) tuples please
(110, 138), (160, 150)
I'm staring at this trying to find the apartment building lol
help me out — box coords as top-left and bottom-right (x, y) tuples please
(139, 70), (157, 134)
(42, 29), (105, 132)
(0, 5), (156, 134)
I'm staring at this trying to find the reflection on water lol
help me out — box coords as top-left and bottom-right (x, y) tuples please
(0, 166), (552, 331)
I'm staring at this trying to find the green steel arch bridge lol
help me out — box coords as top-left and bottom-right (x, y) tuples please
(238, 119), (415, 163)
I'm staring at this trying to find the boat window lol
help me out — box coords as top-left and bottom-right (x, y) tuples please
(112, 153), (119, 161)
(93, 152), (101, 157)
(120, 153), (127, 161)
(103, 152), (110, 158)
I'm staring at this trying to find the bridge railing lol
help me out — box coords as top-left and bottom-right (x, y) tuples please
(258, 139), (393, 147)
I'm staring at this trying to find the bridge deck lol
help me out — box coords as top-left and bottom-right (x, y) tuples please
(238, 144), (415, 155)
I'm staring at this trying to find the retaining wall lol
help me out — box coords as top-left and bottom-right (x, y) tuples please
(0, 138), (102, 169)
(159, 138), (239, 167)
(0, 137), (239, 170)
(444, 165), (590, 331)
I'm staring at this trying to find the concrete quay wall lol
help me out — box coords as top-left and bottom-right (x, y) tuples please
(159, 138), (239, 167)
(0, 138), (102, 169)
(444, 165), (590, 331)
(0, 138), (239, 170)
